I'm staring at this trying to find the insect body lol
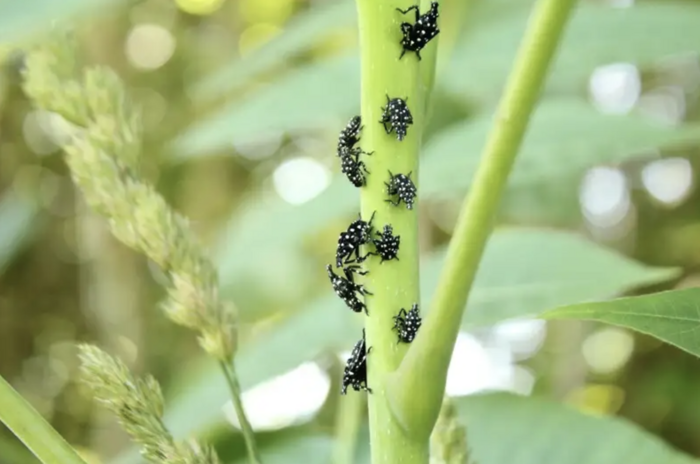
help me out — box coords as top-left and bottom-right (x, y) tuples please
(385, 171), (417, 209)
(340, 150), (371, 187)
(337, 116), (363, 157)
(327, 264), (372, 315)
(380, 95), (413, 141)
(373, 225), (400, 263)
(393, 304), (422, 343)
(396, 2), (440, 60)
(336, 212), (376, 267)
(342, 329), (372, 395)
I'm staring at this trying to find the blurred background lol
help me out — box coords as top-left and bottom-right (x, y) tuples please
(3, 0), (700, 462)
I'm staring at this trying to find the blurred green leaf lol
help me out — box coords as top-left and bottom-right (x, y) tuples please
(173, 54), (359, 157)
(147, 229), (674, 446)
(231, 434), (333, 464)
(458, 393), (697, 464)
(0, 193), (40, 275)
(193, 0), (357, 102)
(444, 1), (700, 100)
(162, 296), (361, 438)
(543, 287), (700, 359)
(422, 98), (700, 201)
(424, 228), (679, 329)
(0, 0), (127, 43)
(174, 0), (533, 159)
(215, 98), (699, 289)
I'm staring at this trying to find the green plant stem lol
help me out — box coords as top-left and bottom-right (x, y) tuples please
(219, 362), (262, 464)
(0, 375), (88, 464)
(332, 390), (364, 464)
(388, 0), (577, 437)
(356, 0), (436, 462)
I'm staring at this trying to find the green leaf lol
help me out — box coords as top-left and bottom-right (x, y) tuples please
(458, 392), (697, 464)
(232, 434), (333, 464)
(141, 229), (673, 446)
(192, 0), (357, 102)
(214, 98), (699, 290)
(172, 54), (360, 158)
(542, 288), (700, 359)
(423, 228), (679, 329)
(444, 1), (700, 100)
(0, 0), (127, 43)
(0, 193), (40, 275)
(422, 98), (700, 201)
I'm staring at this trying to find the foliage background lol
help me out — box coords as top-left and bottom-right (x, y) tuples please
(3, 0), (700, 462)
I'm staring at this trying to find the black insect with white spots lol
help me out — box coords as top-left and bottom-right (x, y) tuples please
(336, 212), (376, 267)
(342, 329), (372, 395)
(385, 171), (417, 210)
(337, 116), (363, 157)
(327, 264), (372, 315)
(373, 225), (400, 263)
(380, 95), (413, 141)
(393, 303), (422, 343)
(396, 2), (440, 61)
(340, 150), (372, 187)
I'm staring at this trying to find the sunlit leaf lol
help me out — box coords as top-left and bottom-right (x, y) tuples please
(543, 287), (700, 358)
(458, 393), (697, 464)
(423, 228), (679, 329)
(444, 1), (700, 100)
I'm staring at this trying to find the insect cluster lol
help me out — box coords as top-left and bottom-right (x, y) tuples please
(328, 1), (438, 396)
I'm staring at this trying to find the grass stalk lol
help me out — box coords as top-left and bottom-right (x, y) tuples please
(0, 375), (87, 464)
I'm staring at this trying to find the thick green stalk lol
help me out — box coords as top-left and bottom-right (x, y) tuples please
(220, 362), (262, 464)
(355, 0), (431, 463)
(0, 375), (87, 464)
(388, 0), (577, 437)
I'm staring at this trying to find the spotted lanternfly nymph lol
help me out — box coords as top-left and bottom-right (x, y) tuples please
(326, 264), (372, 315)
(393, 303), (422, 343)
(336, 212), (376, 267)
(337, 116), (363, 157)
(396, 2), (440, 61)
(373, 225), (400, 263)
(342, 329), (372, 395)
(385, 171), (417, 210)
(340, 150), (371, 187)
(379, 95), (413, 141)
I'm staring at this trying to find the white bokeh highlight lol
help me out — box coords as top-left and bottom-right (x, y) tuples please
(580, 166), (631, 228)
(641, 157), (693, 206)
(223, 362), (330, 431)
(125, 24), (176, 70)
(589, 63), (641, 114)
(273, 157), (331, 205)
(582, 327), (635, 374)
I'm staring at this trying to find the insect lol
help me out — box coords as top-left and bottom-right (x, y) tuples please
(396, 2), (440, 61)
(336, 212), (376, 267)
(342, 329), (372, 395)
(379, 95), (413, 141)
(340, 150), (371, 187)
(337, 116), (363, 157)
(385, 171), (417, 210)
(373, 225), (400, 263)
(326, 264), (372, 315)
(393, 303), (422, 343)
